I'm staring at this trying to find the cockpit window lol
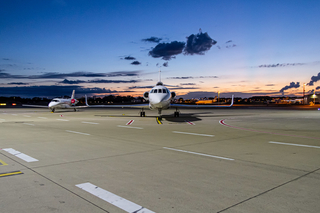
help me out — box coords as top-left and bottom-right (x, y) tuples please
(52, 99), (59, 102)
(154, 89), (157, 93)
(158, 89), (162, 93)
(162, 89), (167, 93)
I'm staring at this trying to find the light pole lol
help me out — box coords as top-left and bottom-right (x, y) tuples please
(218, 91), (220, 105)
(303, 83), (305, 104)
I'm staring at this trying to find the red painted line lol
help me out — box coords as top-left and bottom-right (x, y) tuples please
(185, 120), (195, 125)
(126, 120), (134, 125)
(219, 119), (320, 140)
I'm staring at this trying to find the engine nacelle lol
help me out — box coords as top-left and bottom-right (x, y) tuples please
(143, 92), (149, 100)
(171, 92), (176, 99)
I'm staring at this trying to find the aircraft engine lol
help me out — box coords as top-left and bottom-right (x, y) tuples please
(171, 92), (176, 99)
(143, 92), (149, 100)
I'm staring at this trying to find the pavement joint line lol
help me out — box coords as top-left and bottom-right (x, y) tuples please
(163, 147), (234, 161)
(172, 131), (214, 137)
(0, 151), (110, 213)
(219, 119), (320, 140)
(66, 130), (90, 135)
(117, 125), (143, 129)
(217, 167), (320, 213)
(76, 182), (155, 213)
(269, 141), (320, 149)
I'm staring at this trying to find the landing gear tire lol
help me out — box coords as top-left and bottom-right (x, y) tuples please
(174, 111), (179, 117)
(74, 108), (77, 112)
(51, 108), (55, 113)
(140, 111), (146, 117)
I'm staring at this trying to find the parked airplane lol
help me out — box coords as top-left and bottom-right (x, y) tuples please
(86, 75), (234, 118)
(23, 90), (88, 112)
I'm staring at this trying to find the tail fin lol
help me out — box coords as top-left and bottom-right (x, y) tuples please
(230, 95), (234, 107)
(71, 90), (75, 99)
(85, 95), (89, 106)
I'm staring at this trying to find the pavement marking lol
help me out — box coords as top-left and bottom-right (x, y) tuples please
(172, 131), (214, 137)
(23, 115), (31, 117)
(269, 141), (320, 149)
(11, 114), (18, 116)
(0, 159), (8, 166)
(66, 130), (90, 136)
(219, 119), (320, 140)
(163, 147), (234, 161)
(0, 118), (5, 121)
(185, 120), (195, 125)
(81, 121), (99, 125)
(2, 148), (39, 162)
(38, 117), (47, 119)
(0, 171), (23, 178)
(126, 119), (134, 125)
(117, 125), (143, 129)
(23, 123), (35, 126)
(156, 117), (162, 124)
(56, 119), (69, 121)
(76, 182), (155, 213)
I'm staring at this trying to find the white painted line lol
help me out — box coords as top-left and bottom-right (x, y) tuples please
(172, 131), (214, 137)
(56, 119), (69, 121)
(66, 130), (90, 136)
(23, 123), (35, 126)
(0, 119), (5, 121)
(38, 117), (47, 119)
(23, 115), (31, 117)
(118, 125), (143, 129)
(76, 182), (155, 213)
(163, 147), (234, 161)
(269, 141), (320, 149)
(82, 121), (99, 125)
(3, 148), (39, 162)
(11, 114), (17, 116)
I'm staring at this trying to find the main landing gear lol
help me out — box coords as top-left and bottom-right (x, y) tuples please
(51, 108), (55, 113)
(174, 108), (180, 117)
(140, 109), (146, 117)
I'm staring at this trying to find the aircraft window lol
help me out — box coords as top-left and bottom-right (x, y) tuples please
(162, 89), (167, 93)
(52, 100), (59, 102)
(154, 89), (157, 93)
(166, 89), (170, 93)
(150, 89), (153, 93)
(158, 89), (162, 93)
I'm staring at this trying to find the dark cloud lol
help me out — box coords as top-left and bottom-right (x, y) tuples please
(265, 84), (275, 86)
(258, 63), (305, 68)
(60, 79), (86, 84)
(226, 40), (232, 43)
(88, 79), (141, 83)
(179, 91), (280, 99)
(142, 37), (162, 43)
(180, 83), (196, 85)
(124, 56), (136, 60)
(167, 76), (218, 79)
(0, 85), (133, 98)
(307, 72), (320, 86)
(0, 71), (141, 79)
(163, 62), (168, 67)
(316, 86), (320, 90)
(131, 61), (141, 65)
(279, 82), (300, 94)
(8, 82), (29, 85)
(148, 41), (185, 60)
(2, 58), (10, 60)
(184, 32), (217, 55)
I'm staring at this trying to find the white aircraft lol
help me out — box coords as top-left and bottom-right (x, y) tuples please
(86, 72), (234, 118)
(23, 90), (88, 112)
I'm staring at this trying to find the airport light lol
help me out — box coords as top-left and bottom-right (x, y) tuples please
(218, 91), (220, 105)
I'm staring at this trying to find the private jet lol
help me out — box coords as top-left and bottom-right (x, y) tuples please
(23, 90), (88, 112)
(86, 73), (234, 117)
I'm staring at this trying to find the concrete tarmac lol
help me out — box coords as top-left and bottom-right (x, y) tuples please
(0, 107), (319, 213)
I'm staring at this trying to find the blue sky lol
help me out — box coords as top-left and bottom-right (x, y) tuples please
(1, 0), (320, 98)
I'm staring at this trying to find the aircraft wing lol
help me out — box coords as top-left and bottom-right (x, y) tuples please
(87, 104), (149, 108)
(22, 104), (48, 108)
(170, 95), (234, 108)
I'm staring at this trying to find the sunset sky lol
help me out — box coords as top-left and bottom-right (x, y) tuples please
(1, 0), (320, 99)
